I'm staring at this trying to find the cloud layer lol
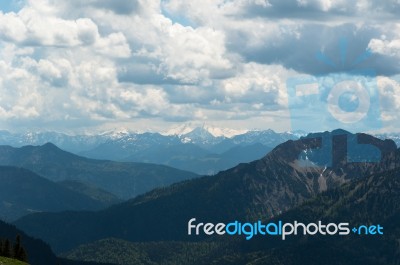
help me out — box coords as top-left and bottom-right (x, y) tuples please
(0, 0), (399, 133)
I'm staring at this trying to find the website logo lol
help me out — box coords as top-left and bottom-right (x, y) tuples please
(286, 38), (383, 166)
(188, 218), (384, 241)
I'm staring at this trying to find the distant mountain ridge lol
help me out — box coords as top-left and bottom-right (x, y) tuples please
(76, 128), (301, 175)
(5, 128), (398, 175)
(0, 127), (301, 152)
(0, 166), (117, 221)
(0, 128), (301, 174)
(0, 143), (199, 199)
(14, 130), (399, 254)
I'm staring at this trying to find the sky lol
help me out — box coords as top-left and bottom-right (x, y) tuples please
(0, 0), (400, 134)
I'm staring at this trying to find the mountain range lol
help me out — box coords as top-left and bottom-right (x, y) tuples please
(13, 130), (399, 258)
(0, 127), (302, 153)
(0, 128), (301, 175)
(0, 128), (396, 264)
(0, 166), (119, 221)
(2, 127), (398, 176)
(0, 143), (199, 199)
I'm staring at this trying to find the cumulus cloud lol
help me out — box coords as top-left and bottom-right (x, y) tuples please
(220, 63), (291, 107)
(156, 25), (233, 84)
(163, 1), (398, 77)
(369, 38), (400, 57)
(0, 10), (96, 46)
(377, 76), (400, 122)
(0, 0), (399, 133)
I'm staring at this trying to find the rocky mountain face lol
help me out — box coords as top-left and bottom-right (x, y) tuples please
(234, 166), (400, 265)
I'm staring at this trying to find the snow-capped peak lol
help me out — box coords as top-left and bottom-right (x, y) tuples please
(99, 127), (134, 139)
(206, 127), (248, 138)
(163, 123), (247, 138)
(163, 124), (196, 137)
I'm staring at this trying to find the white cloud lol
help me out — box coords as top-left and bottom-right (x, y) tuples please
(0, 58), (43, 120)
(369, 38), (400, 57)
(0, 0), (398, 133)
(220, 63), (292, 108)
(156, 24), (232, 84)
(95, 32), (131, 58)
(0, 8), (97, 46)
(120, 87), (170, 116)
(378, 76), (400, 113)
